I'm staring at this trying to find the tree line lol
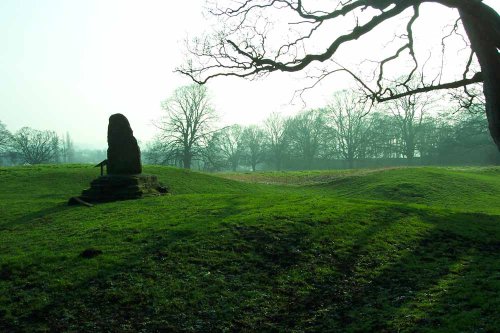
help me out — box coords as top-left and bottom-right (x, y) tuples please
(1, 84), (498, 170)
(0, 124), (107, 166)
(144, 85), (499, 171)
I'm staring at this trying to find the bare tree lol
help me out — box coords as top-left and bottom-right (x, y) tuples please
(178, 0), (500, 150)
(199, 131), (227, 171)
(287, 109), (327, 169)
(219, 124), (244, 171)
(60, 132), (75, 163)
(264, 112), (289, 170)
(143, 138), (183, 167)
(388, 90), (433, 161)
(158, 84), (217, 169)
(0, 121), (12, 166)
(241, 125), (266, 171)
(11, 127), (60, 164)
(0, 121), (11, 154)
(327, 91), (373, 168)
(364, 112), (400, 159)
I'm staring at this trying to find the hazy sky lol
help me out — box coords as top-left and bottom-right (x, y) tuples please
(1, 0), (498, 148)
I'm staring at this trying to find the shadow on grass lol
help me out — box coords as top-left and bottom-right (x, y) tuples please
(0, 203), (72, 229)
(1, 205), (499, 332)
(262, 209), (500, 332)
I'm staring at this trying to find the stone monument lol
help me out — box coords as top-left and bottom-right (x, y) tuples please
(107, 113), (142, 175)
(69, 113), (166, 205)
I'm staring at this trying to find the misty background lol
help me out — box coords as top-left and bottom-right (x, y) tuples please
(1, 0), (499, 170)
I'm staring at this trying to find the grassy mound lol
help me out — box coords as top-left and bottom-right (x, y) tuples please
(221, 167), (500, 213)
(1, 165), (499, 332)
(318, 167), (500, 213)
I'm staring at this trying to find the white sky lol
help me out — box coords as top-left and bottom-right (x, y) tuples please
(0, 0), (498, 148)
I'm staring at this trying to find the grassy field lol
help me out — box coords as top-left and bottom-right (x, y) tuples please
(1, 165), (499, 332)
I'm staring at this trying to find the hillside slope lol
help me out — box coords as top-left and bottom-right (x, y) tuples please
(221, 167), (500, 213)
(0, 165), (259, 225)
(1, 165), (499, 332)
(318, 167), (500, 213)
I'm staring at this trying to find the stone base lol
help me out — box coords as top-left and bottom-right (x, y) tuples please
(69, 174), (166, 204)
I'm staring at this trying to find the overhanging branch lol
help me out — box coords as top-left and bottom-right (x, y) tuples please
(374, 72), (483, 102)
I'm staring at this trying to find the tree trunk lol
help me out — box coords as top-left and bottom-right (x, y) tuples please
(406, 137), (415, 164)
(305, 153), (313, 170)
(183, 152), (191, 169)
(348, 157), (354, 169)
(458, 2), (500, 150)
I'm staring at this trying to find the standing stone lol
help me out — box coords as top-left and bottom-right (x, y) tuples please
(107, 113), (142, 175)
(68, 113), (166, 205)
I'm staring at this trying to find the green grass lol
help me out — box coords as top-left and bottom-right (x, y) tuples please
(221, 167), (500, 213)
(1, 165), (500, 332)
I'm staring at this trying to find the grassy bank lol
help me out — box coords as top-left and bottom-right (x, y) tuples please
(1, 165), (499, 332)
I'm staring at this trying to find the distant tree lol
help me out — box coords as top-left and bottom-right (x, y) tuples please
(241, 125), (266, 171)
(11, 127), (60, 164)
(287, 109), (327, 169)
(388, 89), (432, 162)
(415, 115), (446, 161)
(264, 112), (289, 171)
(446, 108), (496, 152)
(431, 109), (497, 164)
(0, 121), (12, 166)
(143, 139), (182, 166)
(364, 112), (399, 159)
(157, 84), (217, 169)
(71, 149), (106, 164)
(60, 132), (75, 163)
(327, 91), (372, 168)
(219, 125), (244, 171)
(199, 131), (226, 172)
(0, 121), (11, 154)
(453, 111), (493, 148)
